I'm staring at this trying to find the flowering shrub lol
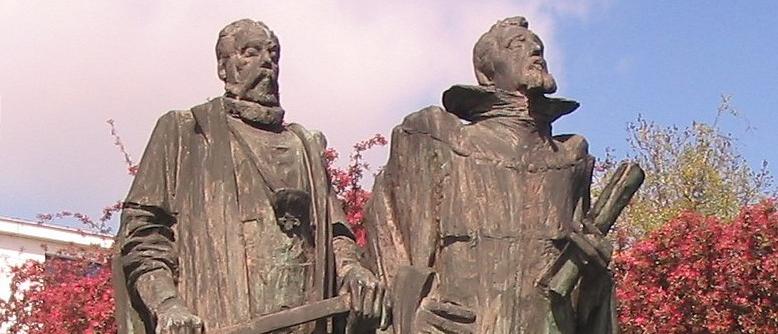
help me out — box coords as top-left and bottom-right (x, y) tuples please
(0, 247), (115, 334)
(614, 201), (778, 333)
(324, 134), (387, 246)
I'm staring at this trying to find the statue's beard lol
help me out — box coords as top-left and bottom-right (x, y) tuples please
(225, 66), (280, 107)
(224, 93), (285, 127)
(233, 101), (284, 126)
(240, 78), (279, 106)
(523, 66), (557, 95)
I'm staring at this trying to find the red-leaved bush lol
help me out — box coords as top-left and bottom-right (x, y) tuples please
(0, 247), (115, 334)
(324, 134), (387, 246)
(614, 201), (778, 333)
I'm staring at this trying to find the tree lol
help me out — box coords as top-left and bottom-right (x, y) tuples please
(608, 97), (778, 333)
(324, 134), (387, 246)
(597, 96), (774, 241)
(0, 246), (116, 334)
(614, 201), (778, 333)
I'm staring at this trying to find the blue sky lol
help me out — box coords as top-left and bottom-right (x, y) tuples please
(0, 1), (775, 231)
(553, 1), (778, 169)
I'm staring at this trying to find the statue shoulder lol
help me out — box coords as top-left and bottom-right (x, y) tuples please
(397, 105), (462, 139)
(286, 123), (328, 151)
(152, 109), (195, 137)
(158, 109), (194, 124)
(149, 110), (193, 132)
(553, 133), (590, 160)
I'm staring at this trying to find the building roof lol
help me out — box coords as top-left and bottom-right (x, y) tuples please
(0, 215), (113, 248)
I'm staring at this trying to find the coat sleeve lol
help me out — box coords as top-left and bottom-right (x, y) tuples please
(308, 128), (364, 277)
(118, 111), (181, 292)
(307, 128), (354, 238)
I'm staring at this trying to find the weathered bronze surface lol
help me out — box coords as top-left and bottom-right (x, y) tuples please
(113, 19), (387, 334)
(363, 17), (643, 333)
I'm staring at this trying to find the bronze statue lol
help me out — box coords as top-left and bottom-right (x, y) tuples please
(113, 19), (388, 334)
(363, 17), (643, 333)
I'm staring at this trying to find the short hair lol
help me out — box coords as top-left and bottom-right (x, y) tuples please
(473, 16), (529, 86)
(216, 19), (278, 61)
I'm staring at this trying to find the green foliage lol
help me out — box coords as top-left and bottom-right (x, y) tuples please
(598, 96), (774, 239)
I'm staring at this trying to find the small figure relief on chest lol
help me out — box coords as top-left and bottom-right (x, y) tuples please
(272, 188), (311, 235)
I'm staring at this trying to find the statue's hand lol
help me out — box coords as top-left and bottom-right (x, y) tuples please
(341, 265), (391, 329)
(154, 298), (203, 334)
(413, 299), (476, 334)
(568, 226), (613, 270)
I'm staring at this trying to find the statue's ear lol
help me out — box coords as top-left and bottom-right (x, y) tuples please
(217, 58), (228, 81)
(475, 69), (493, 86)
(474, 57), (495, 86)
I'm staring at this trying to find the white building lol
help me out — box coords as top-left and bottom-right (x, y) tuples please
(0, 215), (114, 304)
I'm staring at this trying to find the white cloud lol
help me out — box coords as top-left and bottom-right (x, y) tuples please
(0, 0), (602, 226)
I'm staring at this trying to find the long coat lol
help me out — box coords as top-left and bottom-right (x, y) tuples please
(113, 98), (349, 333)
(364, 86), (613, 333)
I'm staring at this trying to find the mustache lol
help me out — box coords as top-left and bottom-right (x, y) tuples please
(236, 64), (277, 96)
(526, 56), (547, 72)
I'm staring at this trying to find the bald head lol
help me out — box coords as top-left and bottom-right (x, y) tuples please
(473, 16), (556, 95)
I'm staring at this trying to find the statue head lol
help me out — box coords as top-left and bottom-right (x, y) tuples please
(216, 19), (280, 106)
(473, 17), (557, 96)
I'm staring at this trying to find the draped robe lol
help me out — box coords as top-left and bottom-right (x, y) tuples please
(113, 97), (357, 334)
(364, 86), (613, 333)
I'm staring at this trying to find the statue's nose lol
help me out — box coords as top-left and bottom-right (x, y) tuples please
(259, 50), (274, 68)
(530, 43), (542, 56)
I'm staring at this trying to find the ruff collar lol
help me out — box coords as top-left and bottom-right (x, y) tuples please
(442, 85), (579, 124)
